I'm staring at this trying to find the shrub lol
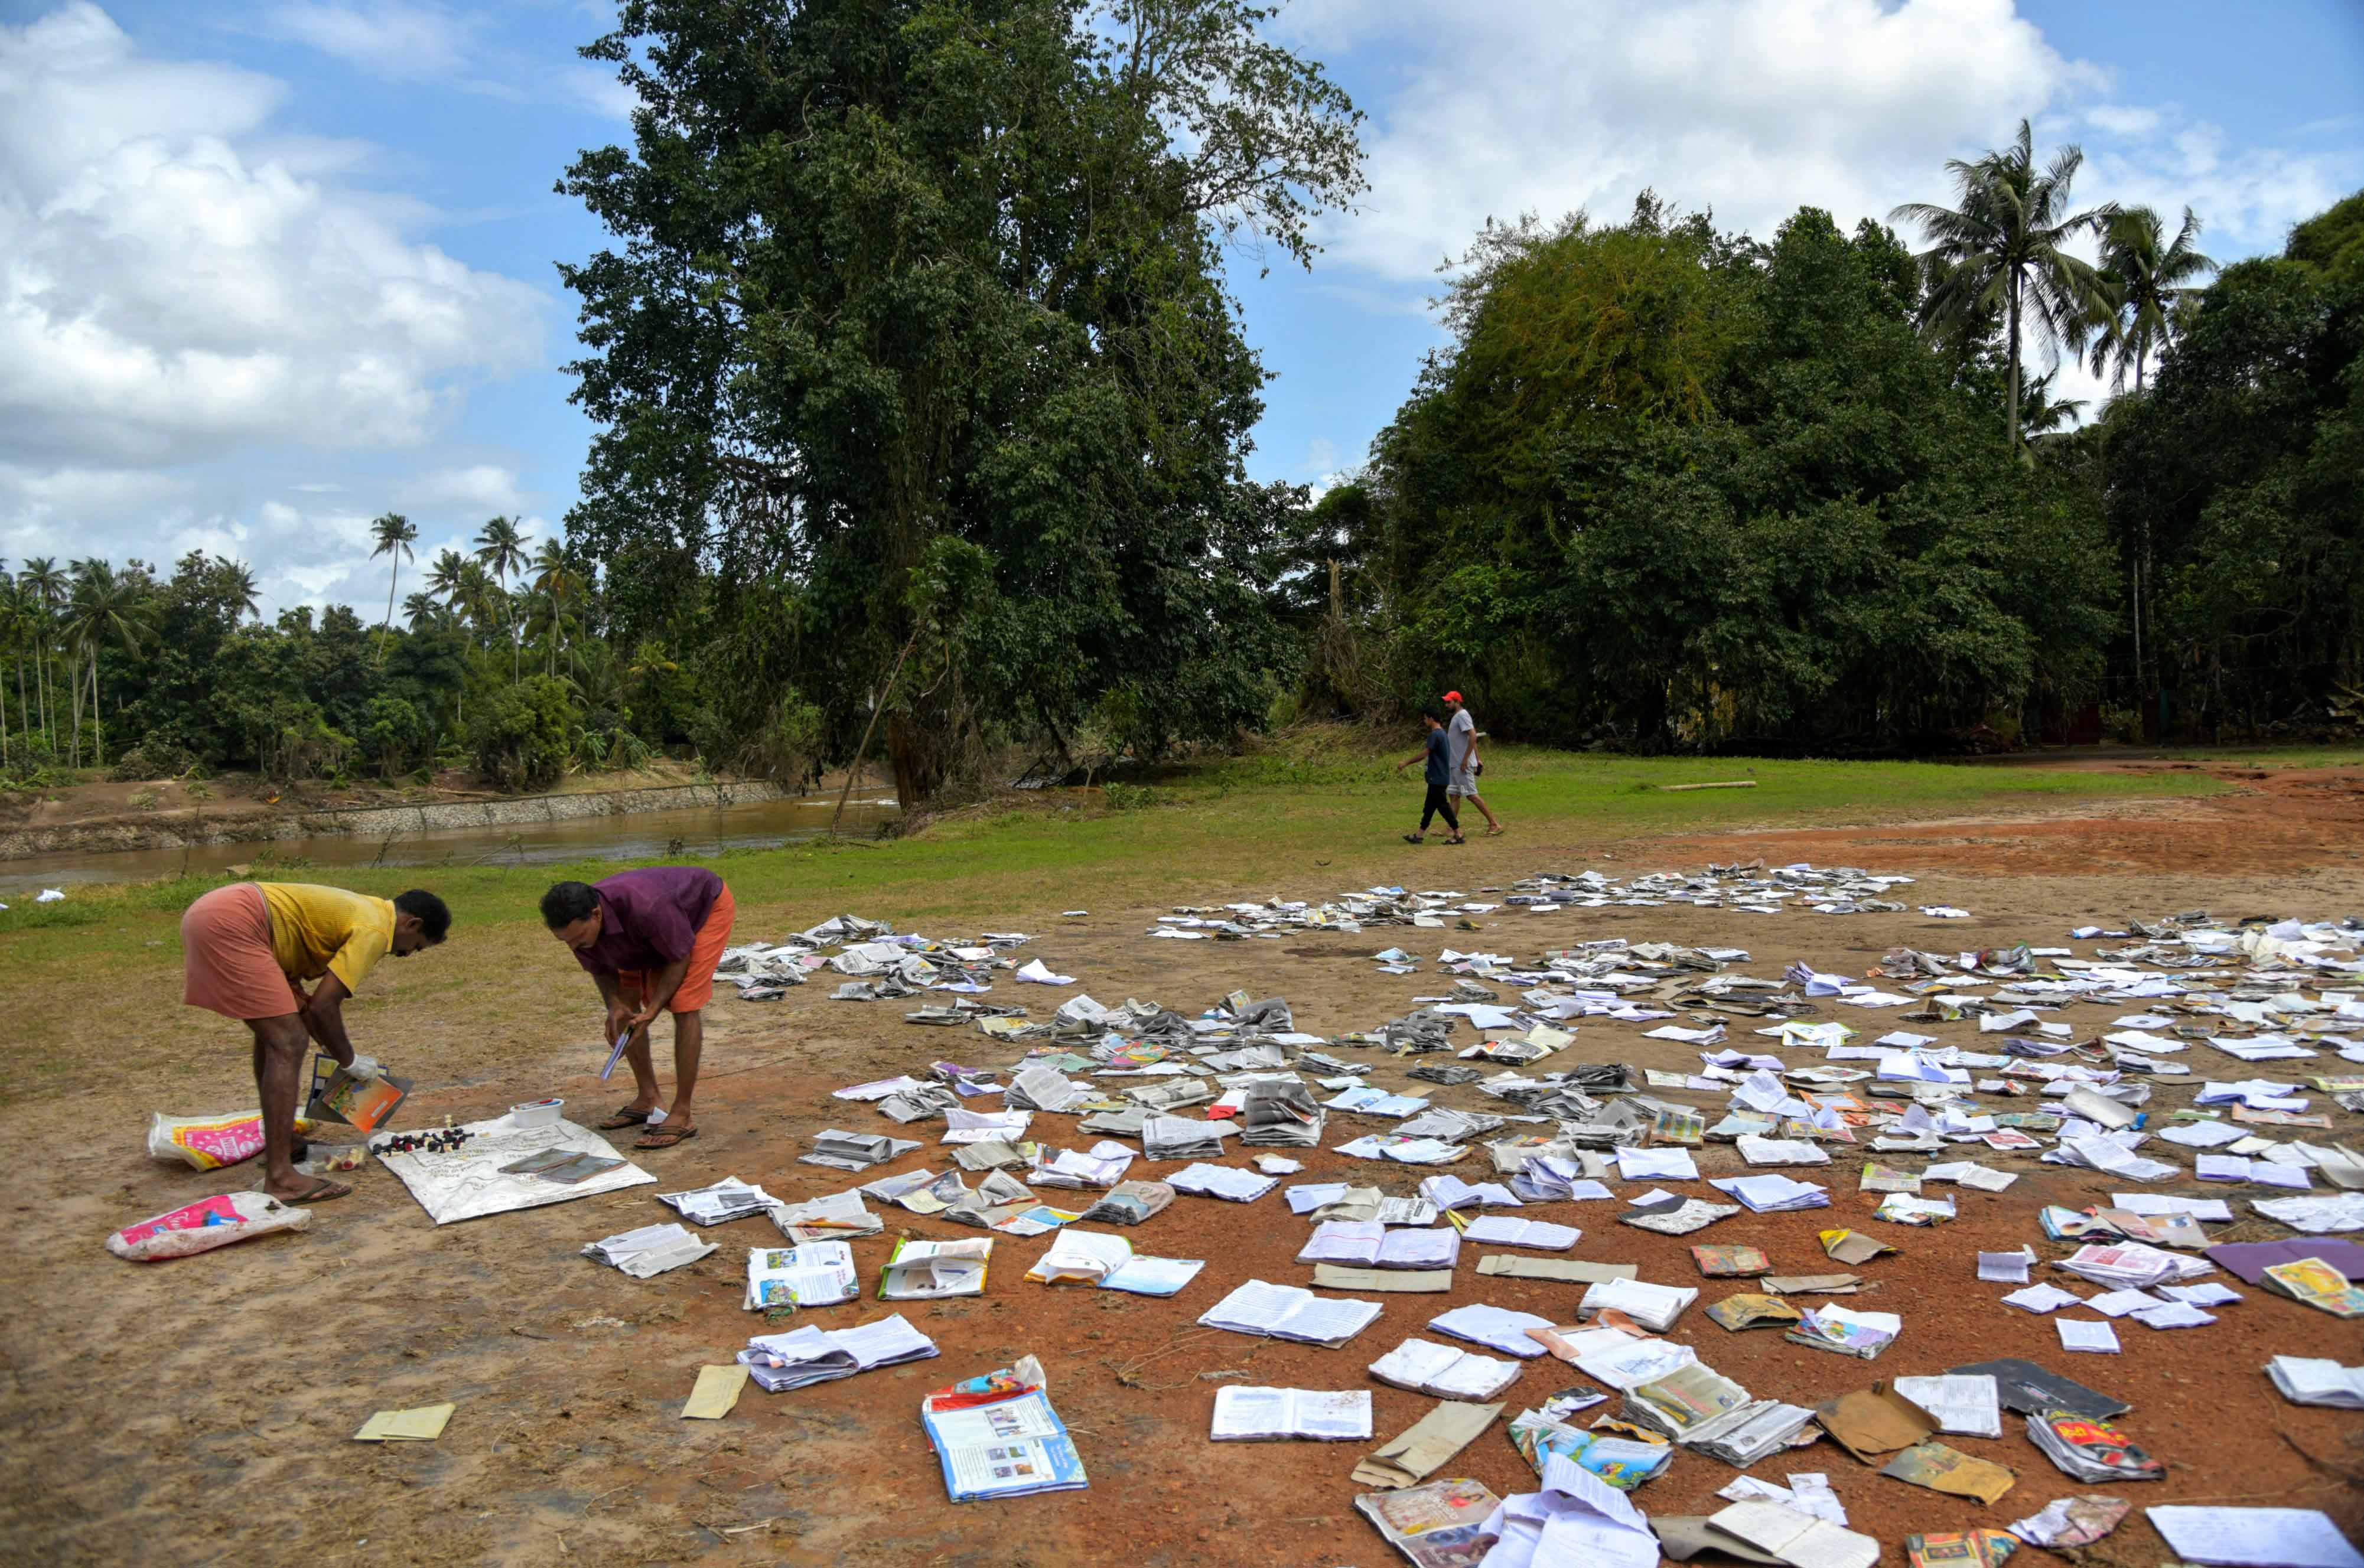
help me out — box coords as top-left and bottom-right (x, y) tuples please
(467, 675), (578, 791)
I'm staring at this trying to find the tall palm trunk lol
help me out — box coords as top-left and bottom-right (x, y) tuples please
(88, 651), (104, 768)
(2005, 270), (2023, 448)
(67, 648), (83, 767)
(379, 558), (400, 664)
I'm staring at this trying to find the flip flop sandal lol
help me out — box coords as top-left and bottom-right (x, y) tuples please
(279, 1178), (352, 1205)
(598, 1107), (655, 1130)
(1486, 826), (1506, 836)
(1402, 833), (1425, 844)
(635, 1124), (698, 1150)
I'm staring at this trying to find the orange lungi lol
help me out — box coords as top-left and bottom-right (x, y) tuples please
(181, 883), (302, 1021)
(617, 884), (735, 1015)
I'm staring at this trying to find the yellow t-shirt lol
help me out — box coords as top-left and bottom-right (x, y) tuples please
(258, 883), (395, 991)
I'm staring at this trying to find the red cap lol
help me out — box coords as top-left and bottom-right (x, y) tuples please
(1442, 690), (1463, 703)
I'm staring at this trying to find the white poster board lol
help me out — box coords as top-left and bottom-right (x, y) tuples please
(376, 1116), (656, 1225)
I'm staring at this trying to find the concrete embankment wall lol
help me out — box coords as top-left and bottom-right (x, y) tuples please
(0, 780), (792, 861)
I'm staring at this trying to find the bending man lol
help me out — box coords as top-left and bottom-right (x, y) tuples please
(541, 866), (735, 1150)
(182, 881), (451, 1202)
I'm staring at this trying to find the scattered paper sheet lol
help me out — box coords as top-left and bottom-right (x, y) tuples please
(354, 1403), (454, 1442)
(2145, 1507), (2364, 1568)
(681, 1364), (750, 1419)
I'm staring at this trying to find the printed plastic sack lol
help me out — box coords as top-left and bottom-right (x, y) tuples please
(147, 1109), (312, 1171)
(106, 1192), (311, 1262)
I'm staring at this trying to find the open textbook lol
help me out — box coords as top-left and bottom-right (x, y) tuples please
(1210, 1386), (1373, 1441)
(1368, 1338), (1525, 1400)
(880, 1238), (992, 1300)
(1297, 1221), (1462, 1270)
(1199, 1279), (1384, 1347)
(743, 1241), (858, 1310)
(920, 1376), (1088, 1503)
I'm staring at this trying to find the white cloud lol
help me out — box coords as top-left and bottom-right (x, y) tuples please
(393, 462), (526, 518)
(1270, 0), (2357, 296)
(1281, 0), (2099, 285)
(0, 4), (544, 472)
(259, 1), (477, 80)
(253, 0), (637, 118)
(2087, 103), (2163, 138)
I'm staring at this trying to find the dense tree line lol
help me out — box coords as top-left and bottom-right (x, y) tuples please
(1296, 142), (2360, 751)
(0, 528), (702, 790)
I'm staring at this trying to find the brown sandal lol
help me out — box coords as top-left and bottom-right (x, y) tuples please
(597, 1107), (655, 1130)
(635, 1124), (698, 1150)
(276, 1178), (353, 1205)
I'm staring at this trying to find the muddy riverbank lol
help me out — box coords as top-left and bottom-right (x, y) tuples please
(0, 781), (903, 891)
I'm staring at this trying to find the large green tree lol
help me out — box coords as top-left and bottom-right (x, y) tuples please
(2104, 191), (2362, 735)
(1357, 202), (2117, 750)
(559, 0), (1363, 803)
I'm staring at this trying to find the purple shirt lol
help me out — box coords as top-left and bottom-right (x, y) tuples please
(574, 867), (724, 975)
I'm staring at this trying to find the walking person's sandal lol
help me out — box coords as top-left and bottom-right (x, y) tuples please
(1402, 833), (1425, 843)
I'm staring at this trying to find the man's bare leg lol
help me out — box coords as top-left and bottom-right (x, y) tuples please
(666, 1011), (703, 1131)
(1462, 791), (1503, 832)
(250, 1014), (346, 1202)
(617, 985), (663, 1115)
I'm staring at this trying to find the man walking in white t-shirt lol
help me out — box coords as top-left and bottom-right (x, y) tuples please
(1441, 690), (1503, 835)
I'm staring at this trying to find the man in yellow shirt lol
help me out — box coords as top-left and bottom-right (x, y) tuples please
(181, 882), (452, 1202)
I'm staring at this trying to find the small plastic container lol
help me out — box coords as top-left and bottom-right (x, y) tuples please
(509, 1097), (565, 1128)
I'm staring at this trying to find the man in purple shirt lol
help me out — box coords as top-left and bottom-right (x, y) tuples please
(540, 866), (736, 1149)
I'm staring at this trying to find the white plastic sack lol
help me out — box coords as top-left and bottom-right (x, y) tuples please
(146, 1109), (312, 1171)
(105, 1192), (311, 1261)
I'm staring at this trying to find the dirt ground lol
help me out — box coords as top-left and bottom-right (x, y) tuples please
(5, 762), (2363, 1567)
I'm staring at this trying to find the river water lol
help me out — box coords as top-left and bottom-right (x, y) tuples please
(0, 793), (902, 894)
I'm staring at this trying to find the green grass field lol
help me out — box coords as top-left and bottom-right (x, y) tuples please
(0, 739), (2227, 954)
(0, 739), (2247, 1108)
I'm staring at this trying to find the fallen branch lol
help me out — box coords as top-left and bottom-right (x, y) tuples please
(1660, 780), (1757, 792)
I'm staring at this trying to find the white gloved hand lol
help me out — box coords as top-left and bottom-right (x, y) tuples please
(346, 1054), (384, 1082)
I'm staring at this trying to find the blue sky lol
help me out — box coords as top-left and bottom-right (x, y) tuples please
(3, 1), (2359, 620)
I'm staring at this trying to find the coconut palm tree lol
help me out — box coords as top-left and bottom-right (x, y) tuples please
(61, 559), (149, 768)
(17, 555), (66, 751)
(2088, 204), (2216, 395)
(369, 512), (418, 664)
(450, 560), (500, 641)
(403, 591), (445, 631)
(425, 547), (469, 606)
(527, 539), (584, 678)
(473, 516), (527, 683)
(223, 559), (262, 622)
(1892, 119), (2115, 449)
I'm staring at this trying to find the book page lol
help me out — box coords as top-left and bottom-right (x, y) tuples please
(1279, 1293), (1382, 1342)
(1379, 1228), (1460, 1269)
(1369, 1338), (1464, 1390)
(1210, 1385), (1291, 1440)
(832, 1315), (934, 1368)
(1204, 1278), (1310, 1330)
(1298, 1220), (1383, 1264)
(1290, 1390), (1373, 1440)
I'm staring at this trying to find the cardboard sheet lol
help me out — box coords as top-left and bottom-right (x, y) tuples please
(1813, 1381), (1937, 1464)
(1350, 1400), (1503, 1488)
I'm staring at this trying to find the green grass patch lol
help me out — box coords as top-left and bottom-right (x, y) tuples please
(0, 742), (2232, 1109)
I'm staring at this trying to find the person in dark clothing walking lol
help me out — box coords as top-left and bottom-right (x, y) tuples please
(1395, 709), (1464, 843)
